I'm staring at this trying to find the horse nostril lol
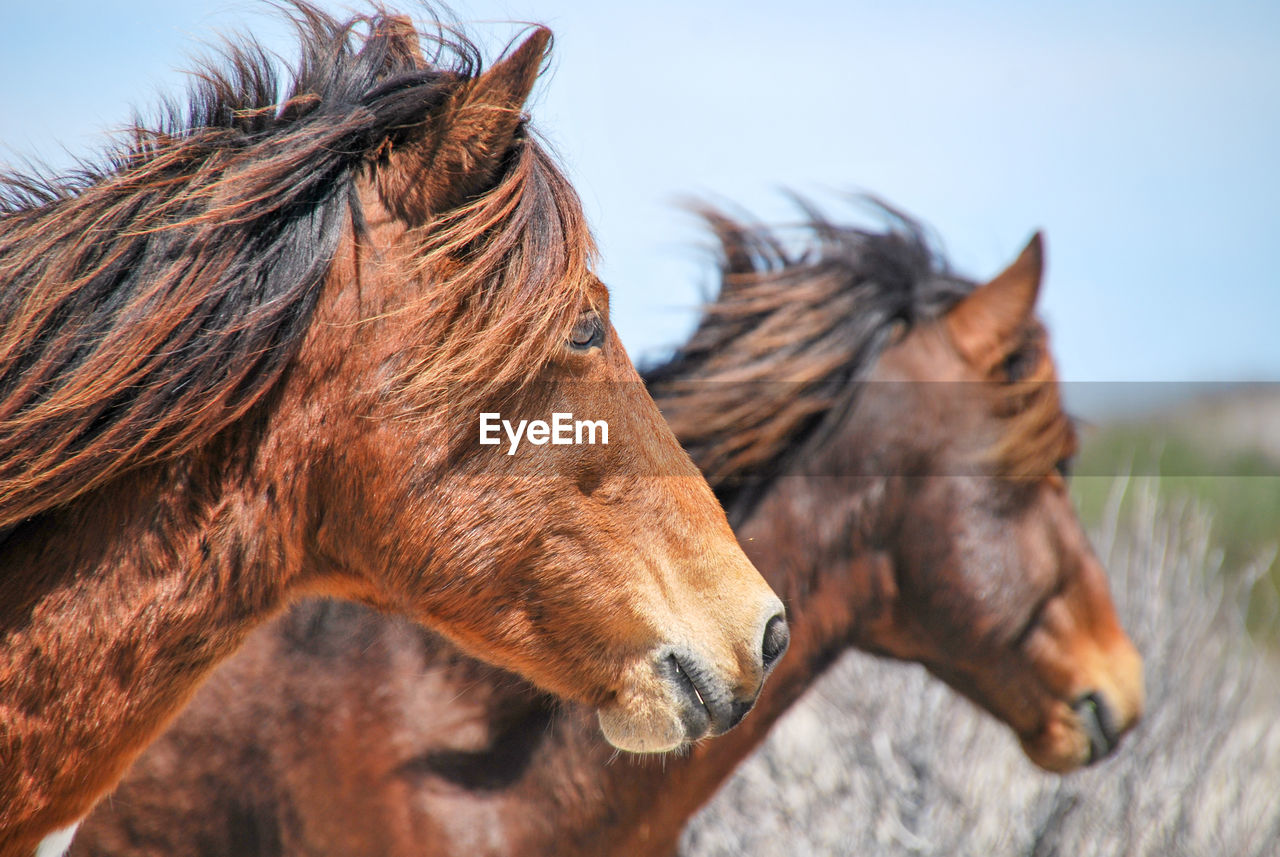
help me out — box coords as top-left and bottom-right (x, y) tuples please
(761, 613), (790, 671)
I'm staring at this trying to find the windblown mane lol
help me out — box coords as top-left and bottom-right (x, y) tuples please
(644, 201), (975, 523)
(647, 200), (1077, 523)
(0, 3), (594, 531)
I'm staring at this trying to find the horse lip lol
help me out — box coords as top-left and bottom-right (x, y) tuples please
(684, 665), (707, 708)
(666, 653), (713, 739)
(1073, 692), (1119, 763)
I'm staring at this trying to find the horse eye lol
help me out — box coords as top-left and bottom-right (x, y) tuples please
(568, 313), (604, 351)
(1002, 346), (1037, 383)
(1054, 456), (1074, 480)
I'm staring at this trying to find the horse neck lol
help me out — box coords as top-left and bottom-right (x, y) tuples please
(542, 472), (894, 857)
(0, 429), (304, 853)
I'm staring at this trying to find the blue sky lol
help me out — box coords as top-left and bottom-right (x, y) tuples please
(3, 1), (1278, 395)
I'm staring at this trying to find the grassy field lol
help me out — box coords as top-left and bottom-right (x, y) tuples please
(1070, 385), (1280, 637)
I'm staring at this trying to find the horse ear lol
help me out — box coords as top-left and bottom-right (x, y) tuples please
(379, 27), (550, 220)
(946, 232), (1044, 365)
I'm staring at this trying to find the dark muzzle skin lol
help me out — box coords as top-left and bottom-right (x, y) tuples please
(663, 612), (790, 741)
(1074, 691), (1123, 763)
(665, 653), (715, 737)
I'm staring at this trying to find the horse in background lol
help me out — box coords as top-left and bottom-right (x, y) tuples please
(0, 7), (783, 854)
(76, 201), (1143, 857)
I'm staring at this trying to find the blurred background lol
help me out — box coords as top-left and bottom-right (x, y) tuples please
(3, 3), (1278, 850)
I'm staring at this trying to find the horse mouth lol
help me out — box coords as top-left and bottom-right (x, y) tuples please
(667, 653), (714, 739)
(1073, 692), (1122, 764)
(1023, 690), (1129, 772)
(1010, 689), (1131, 773)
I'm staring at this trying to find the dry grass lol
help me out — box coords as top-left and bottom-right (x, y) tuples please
(682, 477), (1280, 856)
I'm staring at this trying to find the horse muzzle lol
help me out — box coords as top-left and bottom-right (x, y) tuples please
(596, 610), (789, 752)
(665, 613), (790, 738)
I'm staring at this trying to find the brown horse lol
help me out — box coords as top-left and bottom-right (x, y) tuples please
(0, 8), (785, 855)
(76, 202), (1144, 857)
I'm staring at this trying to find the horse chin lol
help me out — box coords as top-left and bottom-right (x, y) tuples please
(596, 703), (688, 754)
(593, 655), (700, 753)
(1019, 712), (1095, 774)
(1020, 689), (1133, 773)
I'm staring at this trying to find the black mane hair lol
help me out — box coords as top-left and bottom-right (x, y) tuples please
(644, 199), (977, 526)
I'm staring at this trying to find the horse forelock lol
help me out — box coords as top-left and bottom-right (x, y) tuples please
(0, 3), (572, 532)
(382, 132), (598, 432)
